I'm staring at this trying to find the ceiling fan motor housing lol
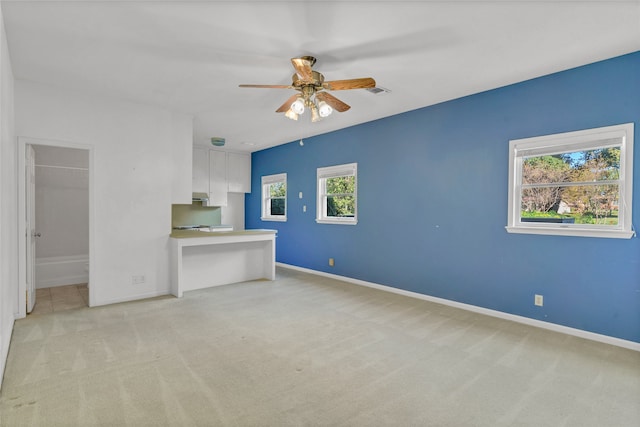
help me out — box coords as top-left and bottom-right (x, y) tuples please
(292, 70), (324, 90)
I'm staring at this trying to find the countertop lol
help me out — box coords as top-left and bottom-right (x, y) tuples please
(170, 229), (277, 239)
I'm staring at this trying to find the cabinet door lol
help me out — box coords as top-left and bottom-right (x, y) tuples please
(227, 152), (251, 193)
(192, 147), (209, 193)
(209, 150), (228, 206)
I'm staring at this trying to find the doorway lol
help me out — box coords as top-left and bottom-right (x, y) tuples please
(17, 137), (94, 318)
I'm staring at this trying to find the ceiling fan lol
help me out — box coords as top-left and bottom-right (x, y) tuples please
(239, 56), (376, 122)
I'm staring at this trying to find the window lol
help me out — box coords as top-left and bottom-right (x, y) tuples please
(261, 173), (287, 221)
(506, 123), (634, 239)
(317, 163), (357, 225)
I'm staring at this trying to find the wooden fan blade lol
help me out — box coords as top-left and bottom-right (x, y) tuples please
(239, 84), (294, 89)
(291, 57), (314, 81)
(322, 77), (376, 91)
(276, 94), (300, 113)
(315, 92), (350, 112)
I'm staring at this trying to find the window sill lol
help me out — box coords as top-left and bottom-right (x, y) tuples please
(505, 226), (635, 239)
(316, 218), (357, 225)
(261, 217), (287, 222)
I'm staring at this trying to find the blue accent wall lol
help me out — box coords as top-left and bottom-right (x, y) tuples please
(247, 51), (640, 343)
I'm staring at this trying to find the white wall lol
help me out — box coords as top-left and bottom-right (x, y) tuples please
(0, 5), (16, 388)
(15, 80), (193, 306)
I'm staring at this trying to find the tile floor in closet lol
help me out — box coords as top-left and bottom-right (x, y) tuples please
(31, 284), (88, 315)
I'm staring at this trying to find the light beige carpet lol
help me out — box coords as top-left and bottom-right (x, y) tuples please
(1, 267), (639, 426)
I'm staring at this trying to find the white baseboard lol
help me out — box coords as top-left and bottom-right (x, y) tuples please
(36, 255), (89, 288)
(277, 262), (640, 352)
(92, 289), (169, 308)
(37, 275), (88, 289)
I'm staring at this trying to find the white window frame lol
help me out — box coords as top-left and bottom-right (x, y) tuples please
(316, 163), (358, 225)
(506, 123), (634, 239)
(261, 173), (287, 222)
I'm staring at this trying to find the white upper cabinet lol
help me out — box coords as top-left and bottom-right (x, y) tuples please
(192, 147), (209, 194)
(209, 150), (228, 206)
(191, 148), (251, 207)
(227, 152), (251, 193)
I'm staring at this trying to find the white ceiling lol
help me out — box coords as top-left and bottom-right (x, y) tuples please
(2, 1), (639, 152)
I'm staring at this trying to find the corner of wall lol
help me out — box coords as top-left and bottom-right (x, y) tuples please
(0, 3), (17, 389)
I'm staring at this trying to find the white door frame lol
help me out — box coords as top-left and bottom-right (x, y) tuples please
(25, 144), (35, 313)
(17, 136), (95, 318)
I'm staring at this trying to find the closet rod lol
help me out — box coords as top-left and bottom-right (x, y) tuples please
(35, 164), (88, 171)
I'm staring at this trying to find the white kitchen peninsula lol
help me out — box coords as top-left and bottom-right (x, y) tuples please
(170, 229), (276, 297)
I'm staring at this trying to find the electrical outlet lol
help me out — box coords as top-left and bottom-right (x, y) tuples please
(132, 275), (146, 285)
(534, 294), (543, 306)
(328, 258), (334, 267)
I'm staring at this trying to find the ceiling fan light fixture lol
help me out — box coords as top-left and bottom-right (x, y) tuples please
(284, 109), (299, 121)
(318, 101), (333, 118)
(291, 98), (305, 115)
(310, 104), (321, 122)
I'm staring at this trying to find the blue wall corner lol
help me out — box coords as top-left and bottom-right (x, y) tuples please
(247, 51), (640, 343)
